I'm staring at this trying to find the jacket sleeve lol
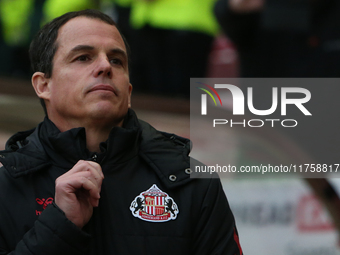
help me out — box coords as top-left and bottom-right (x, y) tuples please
(0, 203), (91, 255)
(192, 177), (243, 255)
(214, 0), (261, 49)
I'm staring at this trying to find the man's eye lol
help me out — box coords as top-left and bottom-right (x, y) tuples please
(76, 55), (89, 61)
(110, 58), (123, 65)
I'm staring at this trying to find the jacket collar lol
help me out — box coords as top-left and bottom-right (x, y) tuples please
(0, 109), (194, 188)
(0, 110), (141, 176)
(39, 109), (141, 169)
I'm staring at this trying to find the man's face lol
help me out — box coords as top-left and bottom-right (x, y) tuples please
(42, 17), (132, 128)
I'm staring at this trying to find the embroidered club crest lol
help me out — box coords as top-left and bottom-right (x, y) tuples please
(130, 184), (179, 222)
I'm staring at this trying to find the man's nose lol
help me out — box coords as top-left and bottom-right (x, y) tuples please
(94, 55), (112, 78)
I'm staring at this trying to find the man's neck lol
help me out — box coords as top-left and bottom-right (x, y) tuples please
(85, 126), (112, 153)
(49, 116), (124, 153)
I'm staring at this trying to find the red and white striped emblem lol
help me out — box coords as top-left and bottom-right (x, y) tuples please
(130, 184), (179, 222)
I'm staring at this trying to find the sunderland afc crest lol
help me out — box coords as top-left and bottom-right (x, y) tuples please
(130, 184), (179, 222)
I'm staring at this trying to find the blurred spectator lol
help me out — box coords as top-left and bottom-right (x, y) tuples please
(214, 0), (340, 77)
(206, 35), (239, 78)
(126, 0), (220, 97)
(42, 0), (97, 22)
(214, 2), (340, 236)
(0, 0), (34, 77)
(113, 0), (133, 42)
(214, 0), (340, 165)
(0, 0), (96, 78)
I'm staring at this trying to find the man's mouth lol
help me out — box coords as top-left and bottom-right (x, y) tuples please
(88, 84), (117, 95)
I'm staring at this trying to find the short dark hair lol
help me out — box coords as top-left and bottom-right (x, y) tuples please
(29, 9), (130, 114)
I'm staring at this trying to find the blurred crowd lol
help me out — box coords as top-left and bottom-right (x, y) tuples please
(0, 0), (98, 77)
(1, 0), (340, 96)
(215, 0), (340, 165)
(0, 0), (223, 98)
(215, 0), (340, 77)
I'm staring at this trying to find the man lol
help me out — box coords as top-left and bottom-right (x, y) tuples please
(0, 10), (242, 255)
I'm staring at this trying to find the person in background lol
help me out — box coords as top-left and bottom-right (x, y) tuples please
(214, 0), (340, 77)
(126, 0), (220, 97)
(0, 0), (95, 78)
(214, 0), (340, 243)
(214, 0), (340, 164)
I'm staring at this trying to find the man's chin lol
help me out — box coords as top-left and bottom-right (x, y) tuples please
(89, 105), (127, 125)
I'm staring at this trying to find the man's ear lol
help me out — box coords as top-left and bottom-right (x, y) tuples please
(31, 72), (51, 100)
(128, 83), (133, 108)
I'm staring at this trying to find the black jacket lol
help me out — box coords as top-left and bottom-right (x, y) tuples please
(0, 109), (242, 255)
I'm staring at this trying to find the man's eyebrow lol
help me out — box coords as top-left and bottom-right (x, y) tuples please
(69, 45), (127, 58)
(70, 45), (95, 52)
(110, 48), (127, 58)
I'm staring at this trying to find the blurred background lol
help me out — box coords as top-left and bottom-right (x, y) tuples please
(0, 0), (340, 254)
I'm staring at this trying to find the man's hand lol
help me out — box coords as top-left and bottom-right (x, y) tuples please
(229, 0), (265, 13)
(55, 160), (104, 228)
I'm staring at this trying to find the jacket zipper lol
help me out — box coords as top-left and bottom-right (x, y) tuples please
(91, 153), (98, 162)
